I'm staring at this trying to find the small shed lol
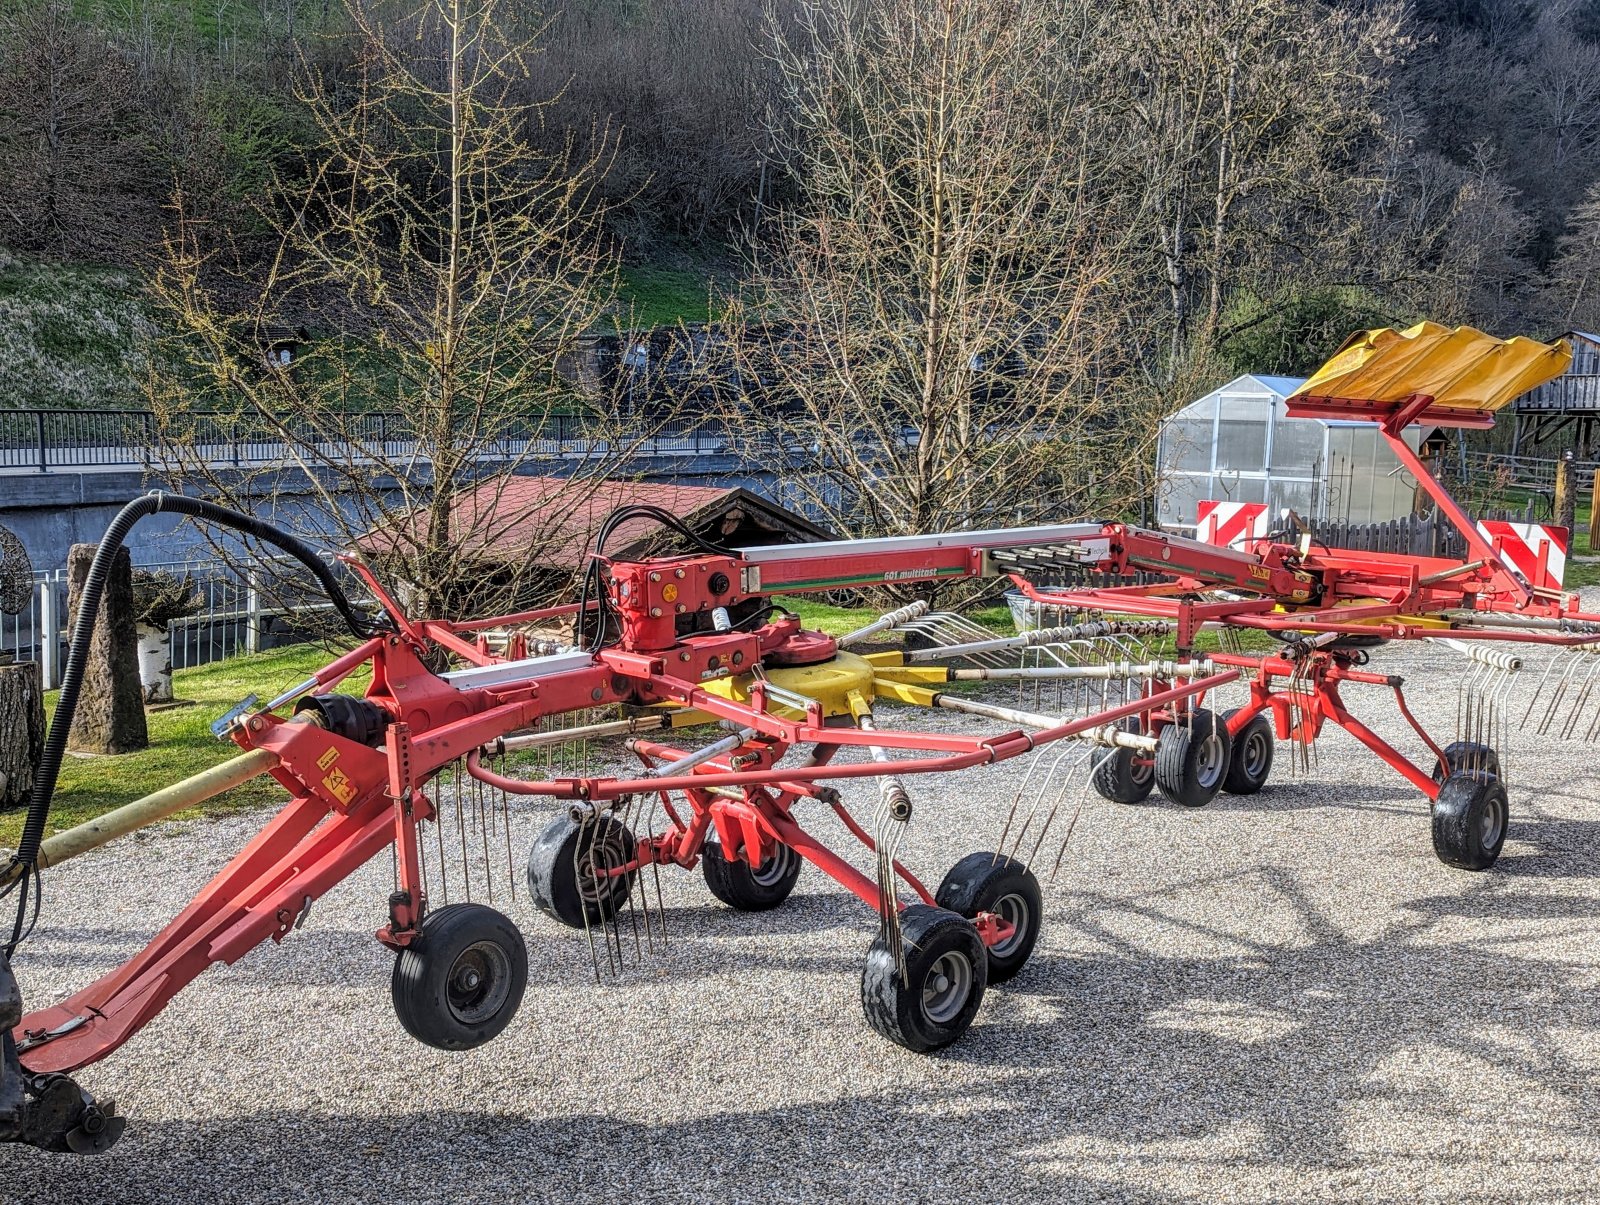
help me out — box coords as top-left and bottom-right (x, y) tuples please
(1156, 373), (1421, 529)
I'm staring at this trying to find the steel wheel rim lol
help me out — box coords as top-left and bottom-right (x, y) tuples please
(989, 892), (1030, 959)
(921, 950), (973, 1024)
(1481, 794), (1505, 848)
(576, 832), (628, 904)
(447, 940), (511, 1026)
(1241, 729), (1270, 779)
(1195, 732), (1226, 789)
(1127, 751), (1154, 786)
(750, 844), (795, 888)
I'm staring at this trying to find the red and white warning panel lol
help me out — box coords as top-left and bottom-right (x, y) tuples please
(1476, 520), (1568, 589)
(1196, 501), (1268, 550)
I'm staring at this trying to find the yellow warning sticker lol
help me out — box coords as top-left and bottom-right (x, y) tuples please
(322, 766), (357, 805)
(316, 746), (340, 771)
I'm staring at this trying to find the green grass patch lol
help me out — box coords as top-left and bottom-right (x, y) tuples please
(0, 254), (153, 409)
(617, 264), (721, 328)
(0, 643), (368, 846)
(774, 595), (1014, 637)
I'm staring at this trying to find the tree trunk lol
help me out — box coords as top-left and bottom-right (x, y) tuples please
(65, 543), (148, 755)
(135, 621), (174, 704)
(0, 661), (45, 810)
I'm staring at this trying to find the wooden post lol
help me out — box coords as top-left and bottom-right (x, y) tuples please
(1590, 466), (1600, 553)
(65, 544), (148, 755)
(1558, 452), (1577, 539)
(0, 661), (44, 810)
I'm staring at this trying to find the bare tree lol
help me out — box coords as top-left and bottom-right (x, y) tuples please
(149, 0), (648, 621)
(1109, 0), (1406, 375)
(0, 0), (158, 258)
(724, 0), (1157, 564)
(1544, 178), (1600, 330)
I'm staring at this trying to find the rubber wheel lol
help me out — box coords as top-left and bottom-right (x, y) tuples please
(527, 813), (637, 929)
(1222, 708), (1274, 795)
(934, 852), (1043, 982)
(391, 903), (528, 1050)
(1431, 771), (1508, 871)
(860, 904), (987, 1052)
(701, 836), (803, 910)
(1431, 740), (1500, 783)
(1091, 719), (1154, 804)
(1154, 709), (1232, 807)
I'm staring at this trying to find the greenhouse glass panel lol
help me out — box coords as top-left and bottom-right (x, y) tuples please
(1269, 415), (1325, 472)
(1163, 410), (1215, 472)
(1209, 473), (1267, 504)
(1154, 374), (1424, 528)
(1269, 477), (1319, 518)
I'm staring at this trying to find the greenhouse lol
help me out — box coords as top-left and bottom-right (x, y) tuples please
(1155, 373), (1421, 530)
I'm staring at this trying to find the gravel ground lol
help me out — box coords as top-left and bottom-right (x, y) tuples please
(6, 633), (1600, 1203)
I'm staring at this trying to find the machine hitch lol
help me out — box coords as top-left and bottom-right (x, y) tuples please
(0, 949), (123, 1153)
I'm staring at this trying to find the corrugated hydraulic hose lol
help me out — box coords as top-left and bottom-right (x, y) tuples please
(4, 491), (392, 956)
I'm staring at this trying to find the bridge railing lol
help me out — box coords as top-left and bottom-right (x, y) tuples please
(0, 409), (754, 473)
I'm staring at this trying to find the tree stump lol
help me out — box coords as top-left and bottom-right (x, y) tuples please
(65, 544), (148, 755)
(0, 661), (44, 810)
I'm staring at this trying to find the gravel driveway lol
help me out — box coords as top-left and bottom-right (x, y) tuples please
(5, 634), (1600, 1203)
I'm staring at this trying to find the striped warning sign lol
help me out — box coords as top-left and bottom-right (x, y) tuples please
(1196, 501), (1269, 550)
(1476, 520), (1568, 589)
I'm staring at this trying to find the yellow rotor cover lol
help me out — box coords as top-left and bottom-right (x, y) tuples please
(701, 651), (879, 719)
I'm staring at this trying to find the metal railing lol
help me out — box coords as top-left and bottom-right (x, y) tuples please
(0, 409), (752, 474)
(8, 556), (368, 688)
(1458, 451), (1599, 493)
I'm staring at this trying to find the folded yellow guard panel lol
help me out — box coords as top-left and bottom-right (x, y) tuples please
(1288, 322), (1570, 422)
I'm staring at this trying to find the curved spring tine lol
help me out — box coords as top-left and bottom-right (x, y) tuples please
(1559, 654), (1600, 740)
(1007, 741), (1091, 863)
(1049, 748), (1106, 880)
(1025, 746), (1094, 869)
(1522, 649), (1572, 730)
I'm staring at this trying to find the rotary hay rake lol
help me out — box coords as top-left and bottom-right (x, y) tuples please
(2, 319), (1598, 1156)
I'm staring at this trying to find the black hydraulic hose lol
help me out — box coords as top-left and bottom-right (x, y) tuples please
(5, 492), (391, 955)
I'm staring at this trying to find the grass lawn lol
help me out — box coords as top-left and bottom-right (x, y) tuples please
(616, 263), (728, 328)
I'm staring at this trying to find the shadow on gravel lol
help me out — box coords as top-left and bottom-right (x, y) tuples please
(2, 1101), (1194, 1205)
(934, 867), (1600, 1162)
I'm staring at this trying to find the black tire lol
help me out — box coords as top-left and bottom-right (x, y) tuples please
(391, 903), (528, 1050)
(701, 837), (803, 911)
(1091, 719), (1155, 804)
(526, 813), (637, 929)
(1431, 740), (1500, 783)
(934, 852), (1043, 982)
(1431, 771), (1509, 871)
(1222, 708), (1274, 795)
(1154, 709), (1232, 807)
(860, 904), (987, 1053)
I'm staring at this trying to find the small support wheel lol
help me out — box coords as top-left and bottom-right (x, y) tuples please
(527, 812), (637, 929)
(935, 852), (1043, 982)
(1221, 708), (1274, 795)
(701, 837), (803, 910)
(391, 903), (528, 1050)
(1431, 771), (1508, 871)
(860, 904), (987, 1052)
(1154, 708), (1232, 807)
(1090, 719), (1154, 804)
(1431, 740), (1500, 783)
